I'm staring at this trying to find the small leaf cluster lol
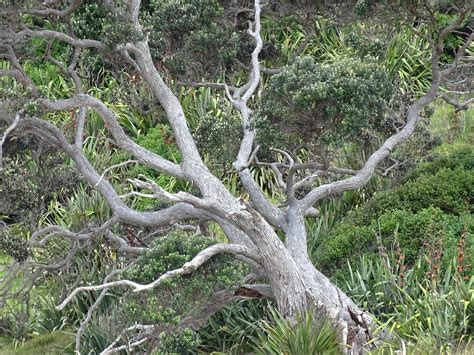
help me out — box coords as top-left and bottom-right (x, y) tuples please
(193, 112), (242, 172)
(0, 225), (29, 262)
(345, 30), (387, 60)
(259, 56), (394, 146)
(159, 328), (201, 354)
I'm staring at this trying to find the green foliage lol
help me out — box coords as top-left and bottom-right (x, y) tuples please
(256, 308), (340, 355)
(199, 300), (274, 353)
(0, 331), (73, 354)
(361, 167), (473, 219)
(125, 231), (243, 285)
(259, 57), (394, 145)
(313, 148), (474, 275)
(73, 1), (143, 48)
(111, 124), (186, 210)
(123, 231), (245, 326)
(0, 225), (29, 262)
(29, 292), (69, 335)
(117, 232), (247, 352)
(134, 125), (181, 163)
(193, 111), (242, 174)
(261, 14), (434, 97)
(80, 321), (108, 354)
(149, 0), (222, 36)
(0, 149), (76, 227)
(182, 87), (242, 174)
(158, 328), (200, 354)
(385, 26), (432, 93)
(317, 208), (472, 276)
(343, 253), (473, 351)
(345, 30), (386, 60)
(405, 147), (474, 180)
(143, 0), (250, 78)
(39, 185), (112, 231)
(24, 61), (74, 100)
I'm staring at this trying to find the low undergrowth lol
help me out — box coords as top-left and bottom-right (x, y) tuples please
(343, 251), (473, 353)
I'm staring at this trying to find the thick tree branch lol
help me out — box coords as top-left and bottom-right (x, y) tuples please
(39, 95), (183, 178)
(0, 113), (207, 227)
(6, 28), (106, 50)
(126, 42), (205, 168)
(238, 168), (285, 228)
(227, 1), (286, 227)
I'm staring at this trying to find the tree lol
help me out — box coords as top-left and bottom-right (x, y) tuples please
(0, 0), (472, 353)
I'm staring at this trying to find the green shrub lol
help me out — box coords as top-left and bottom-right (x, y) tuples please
(120, 232), (246, 351)
(405, 147), (474, 180)
(313, 148), (474, 275)
(360, 166), (473, 223)
(315, 208), (473, 276)
(124, 231), (243, 286)
(399, 168), (472, 214)
(259, 56), (394, 145)
(158, 328), (200, 354)
(0, 225), (29, 263)
(73, 1), (143, 48)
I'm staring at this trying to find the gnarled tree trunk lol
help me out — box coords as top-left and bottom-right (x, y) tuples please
(237, 211), (377, 353)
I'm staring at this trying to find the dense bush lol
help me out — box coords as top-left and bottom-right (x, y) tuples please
(313, 148), (474, 275)
(144, 0), (253, 78)
(359, 166), (473, 221)
(259, 57), (394, 145)
(316, 208), (473, 276)
(118, 232), (246, 352)
(404, 147), (474, 180)
(73, 1), (144, 47)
